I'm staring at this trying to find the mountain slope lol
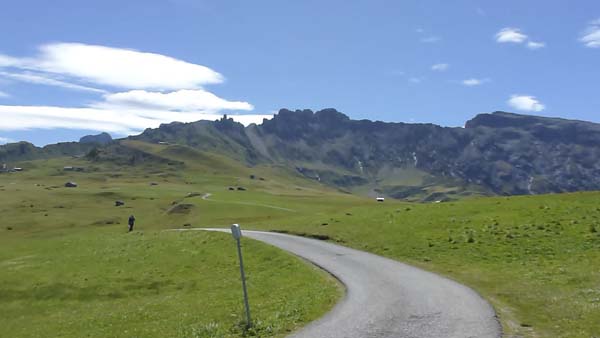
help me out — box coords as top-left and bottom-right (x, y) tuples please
(3, 109), (600, 200)
(135, 109), (600, 199)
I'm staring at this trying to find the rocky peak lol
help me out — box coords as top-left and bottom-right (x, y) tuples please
(314, 108), (350, 123)
(465, 111), (548, 129)
(79, 132), (113, 145)
(214, 115), (246, 133)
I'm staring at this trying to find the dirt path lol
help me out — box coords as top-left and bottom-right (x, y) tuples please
(200, 193), (296, 212)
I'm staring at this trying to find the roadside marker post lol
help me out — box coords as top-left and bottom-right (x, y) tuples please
(231, 224), (252, 329)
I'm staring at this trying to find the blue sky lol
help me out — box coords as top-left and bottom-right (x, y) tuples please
(0, 0), (598, 145)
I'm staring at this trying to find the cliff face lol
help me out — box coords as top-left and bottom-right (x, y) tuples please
(4, 109), (600, 200)
(134, 109), (600, 198)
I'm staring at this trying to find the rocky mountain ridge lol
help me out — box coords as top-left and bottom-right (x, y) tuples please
(134, 109), (600, 198)
(3, 109), (600, 200)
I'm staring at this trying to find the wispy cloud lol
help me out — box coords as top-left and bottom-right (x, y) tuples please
(96, 89), (253, 112)
(462, 78), (489, 86)
(431, 63), (449, 71)
(409, 77), (424, 84)
(421, 36), (441, 43)
(0, 88), (260, 134)
(495, 27), (545, 50)
(0, 42), (223, 90)
(0, 55), (21, 67)
(526, 41), (546, 50)
(0, 90), (9, 98)
(0, 42), (264, 134)
(0, 71), (107, 93)
(580, 18), (600, 48)
(0, 136), (14, 144)
(507, 95), (545, 112)
(0, 105), (271, 135)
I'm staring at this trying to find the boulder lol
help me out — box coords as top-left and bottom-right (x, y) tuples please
(65, 182), (78, 188)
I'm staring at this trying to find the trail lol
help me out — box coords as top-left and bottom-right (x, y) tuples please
(200, 193), (296, 212)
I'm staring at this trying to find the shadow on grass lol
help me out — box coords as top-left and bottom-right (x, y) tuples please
(270, 229), (346, 244)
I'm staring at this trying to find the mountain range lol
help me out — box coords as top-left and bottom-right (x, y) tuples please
(2, 109), (600, 201)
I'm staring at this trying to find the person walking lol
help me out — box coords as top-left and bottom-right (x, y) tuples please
(128, 215), (136, 232)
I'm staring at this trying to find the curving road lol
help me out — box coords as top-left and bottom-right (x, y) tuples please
(197, 229), (502, 338)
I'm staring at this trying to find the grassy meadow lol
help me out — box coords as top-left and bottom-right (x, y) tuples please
(0, 152), (342, 338)
(254, 193), (600, 337)
(1, 142), (599, 337)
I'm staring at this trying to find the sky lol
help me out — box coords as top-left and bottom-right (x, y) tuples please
(0, 0), (598, 146)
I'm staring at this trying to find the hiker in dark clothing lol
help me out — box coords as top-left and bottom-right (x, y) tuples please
(128, 215), (136, 232)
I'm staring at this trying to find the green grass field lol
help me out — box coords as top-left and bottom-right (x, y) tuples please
(0, 153), (342, 338)
(0, 230), (339, 338)
(1, 143), (599, 337)
(252, 193), (600, 337)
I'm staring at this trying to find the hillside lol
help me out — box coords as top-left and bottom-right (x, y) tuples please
(133, 109), (600, 200)
(0, 152), (344, 338)
(3, 109), (600, 201)
(1, 150), (599, 337)
(1, 119), (599, 337)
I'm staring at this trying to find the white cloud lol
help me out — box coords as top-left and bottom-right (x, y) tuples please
(0, 71), (107, 93)
(0, 88), (260, 134)
(0, 90), (9, 98)
(495, 27), (528, 43)
(495, 27), (546, 50)
(0, 136), (14, 144)
(421, 36), (441, 43)
(0, 42), (223, 90)
(462, 78), (488, 86)
(431, 63), (449, 71)
(507, 95), (545, 112)
(0, 105), (272, 135)
(409, 77), (424, 84)
(580, 19), (600, 48)
(0, 42), (264, 135)
(0, 55), (21, 67)
(526, 41), (546, 50)
(98, 89), (253, 112)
